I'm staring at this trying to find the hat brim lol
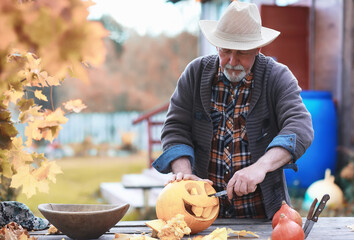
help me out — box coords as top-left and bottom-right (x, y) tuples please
(199, 20), (280, 51)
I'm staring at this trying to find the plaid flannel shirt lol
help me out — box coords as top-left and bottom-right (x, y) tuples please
(209, 69), (266, 218)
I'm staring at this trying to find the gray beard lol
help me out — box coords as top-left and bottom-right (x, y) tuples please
(223, 69), (246, 83)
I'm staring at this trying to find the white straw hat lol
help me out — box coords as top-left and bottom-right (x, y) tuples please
(199, 1), (280, 50)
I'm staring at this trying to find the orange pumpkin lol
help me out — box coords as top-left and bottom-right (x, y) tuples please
(272, 201), (302, 229)
(156, 180), (219, 234)
(271, 214), (305, 240)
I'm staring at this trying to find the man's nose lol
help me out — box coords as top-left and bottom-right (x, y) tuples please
(229, 51), (239, 65)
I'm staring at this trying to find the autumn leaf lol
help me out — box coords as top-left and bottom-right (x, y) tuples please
(10, 161), (61, 198)
(38, 108), (68, 128)
(24, 121), (42, 147)
(0, 111), (18, 149)
(19, 105), (43, 123)
(34, 89), (48, 101)
(13, 51), (61, 88)
(227, 228), (260, 238)
(63, 99), (87, 113)
(10, 165), (39, 198)
(32, 159), (62, 183)
(23, 108), (68, 145)
(0, 150), (13, 179)
(6, 137), (33, 170)
(4, 89), (24, 105)
(202, 228), (228, 240)
(17, 98), (35, 112)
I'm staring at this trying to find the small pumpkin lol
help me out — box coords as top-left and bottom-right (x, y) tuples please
(302, 169), (343, 210)
(272, 200), (302, 228)
(271, 214), (305, 240)
(156, 180), (219, 234)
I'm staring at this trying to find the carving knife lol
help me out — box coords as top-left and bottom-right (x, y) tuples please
(303, 194), (330, 239)
(303, 197), (318, 234)
(208, 190), (227, 197)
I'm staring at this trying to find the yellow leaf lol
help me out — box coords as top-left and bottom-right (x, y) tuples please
(17, 98), (35, 112)
(10, 165), (38, 198)
(40, 125), (62, 143)
(24, 121), (42, 147)
(6, 137), (33, 170)
(227, 228), (259, 238)
(33, 159), (62, 183)
(10, 164), (55, 198)
(202, 228), (228, 240)
(4, 89), (24, 104)
(45, 74), (61, 86)
(19, 105), (43, 123)
(0, 150), (13, 178)
(63, 99), (87, 113)
(41, 108), (68, 126)
(34, 89), (48, 101)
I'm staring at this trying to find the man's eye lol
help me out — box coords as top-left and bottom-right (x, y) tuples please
(239, 50), (255, 55)
(221, 49), (231, 54)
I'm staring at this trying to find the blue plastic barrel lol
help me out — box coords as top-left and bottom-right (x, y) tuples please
(285, 91), (337, 188)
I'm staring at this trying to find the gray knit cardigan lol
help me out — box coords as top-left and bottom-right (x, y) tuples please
(158, 53), (314, 218)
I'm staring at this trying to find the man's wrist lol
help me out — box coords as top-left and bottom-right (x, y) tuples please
(171, 157), (193, 174)
(257, 147), (292, 173)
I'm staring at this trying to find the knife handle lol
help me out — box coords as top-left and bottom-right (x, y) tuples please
(307, 198), (318, 220)
(312, 194), (330, 222)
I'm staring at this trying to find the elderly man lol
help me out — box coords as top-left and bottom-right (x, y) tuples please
(153, 1), (314, 219)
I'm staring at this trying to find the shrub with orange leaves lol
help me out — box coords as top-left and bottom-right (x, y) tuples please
(0, 0), (107, 200)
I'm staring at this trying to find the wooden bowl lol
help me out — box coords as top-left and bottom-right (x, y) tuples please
(38, 203), (129, 239)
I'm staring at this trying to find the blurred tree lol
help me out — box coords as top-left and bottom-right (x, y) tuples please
(56, 27), (198, 112)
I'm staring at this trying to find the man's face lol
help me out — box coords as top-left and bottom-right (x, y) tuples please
(217, 47), (260, 82)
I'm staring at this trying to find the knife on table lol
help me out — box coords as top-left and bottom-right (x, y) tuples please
(303, 194), (330, 239)
(303, 197), (318, 233)
(208, 190), (227, 197)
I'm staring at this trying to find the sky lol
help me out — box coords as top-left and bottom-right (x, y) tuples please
(88, 0), (201, 36)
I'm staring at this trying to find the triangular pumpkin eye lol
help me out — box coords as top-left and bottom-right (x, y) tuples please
(190, 187), (198, 195)
(185, 182), (202, 195)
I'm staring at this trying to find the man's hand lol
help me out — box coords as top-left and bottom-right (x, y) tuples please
(168, 172), (213, 185)
(226, 163), (266, 199)
(226, 147), (291, 199)
(166, 157), (213, 185)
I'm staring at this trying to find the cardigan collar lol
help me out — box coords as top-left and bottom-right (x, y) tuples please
(199, 53), (271, 118)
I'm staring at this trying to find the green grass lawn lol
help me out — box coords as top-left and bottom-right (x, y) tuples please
(17, 152), (148, 220)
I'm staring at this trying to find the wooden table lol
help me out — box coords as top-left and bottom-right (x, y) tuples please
(30, 217), (353, 240)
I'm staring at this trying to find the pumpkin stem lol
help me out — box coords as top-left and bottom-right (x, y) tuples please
(282, 200), (286, 205)
(325, 168), (335, 183)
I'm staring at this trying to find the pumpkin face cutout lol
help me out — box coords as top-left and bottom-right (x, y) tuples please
(156, 180), (219, 234)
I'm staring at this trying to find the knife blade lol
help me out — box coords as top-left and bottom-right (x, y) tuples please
(208, 190), (227, 197)
(303, 198), (318, 233)
(304, 194), (330, 239)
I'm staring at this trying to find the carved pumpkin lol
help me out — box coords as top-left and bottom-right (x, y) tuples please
(156, 180), (219, 234)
